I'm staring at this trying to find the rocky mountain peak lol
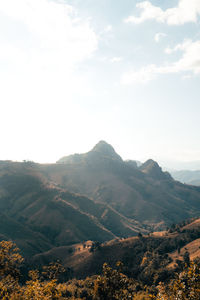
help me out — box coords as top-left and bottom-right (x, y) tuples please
(140, 159), (172, 180)
(57, 141), (123, 164)
(141, 159), (160, 169)
(91, 141), (122, 161)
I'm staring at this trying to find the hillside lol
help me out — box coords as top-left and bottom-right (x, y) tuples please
(1, 219), (200, 299)
(30, 218), (200, 286)
(43, 141), (200, 228)
(0, 160), (144, 257)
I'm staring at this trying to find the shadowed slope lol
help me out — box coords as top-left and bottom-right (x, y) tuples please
(0, 160), (145, 257)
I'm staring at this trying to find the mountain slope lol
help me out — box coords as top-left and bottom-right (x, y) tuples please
(31, 218), (200, 283)
(1, 141), (200, 258)
(41, 218), (199, 280)
(43, 141), (200, 228)
(0, 160), (145, 256)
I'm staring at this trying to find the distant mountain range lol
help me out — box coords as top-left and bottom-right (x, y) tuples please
(161, 160), (200, 171)
(170, 170), (200, 186)
(0, 141), (200, 261)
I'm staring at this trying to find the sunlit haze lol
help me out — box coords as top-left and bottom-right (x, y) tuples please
(0, 0), (200, 169)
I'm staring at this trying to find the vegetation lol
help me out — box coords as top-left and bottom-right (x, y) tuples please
(1, 240), (200, 299)
(154, 261), (200, 299)
(67, 219), (200, 282)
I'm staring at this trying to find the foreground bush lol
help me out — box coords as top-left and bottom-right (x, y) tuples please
(154, 261), (200, 300)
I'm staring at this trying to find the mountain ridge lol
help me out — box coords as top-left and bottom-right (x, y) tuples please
(140, 159), (172, 180)
(57, 140), (122, 164)
(49, 142), (200, 227)
(0, 159), (146, 256)
(1, 141), (200, 260)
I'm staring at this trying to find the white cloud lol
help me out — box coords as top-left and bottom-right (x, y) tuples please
(121, 65), (157, 84)
(125, 0), (200, 25)
(104, 25), (113, 32)
(125, 1), (164, 24)
(165, 39), (192, 54)
(110, 57), (123, 63)
(172, 40), (200, 74)
(0, 0), (98, 100)
(182, 74), (192, 80)
(0, 0), (98, 70)
(0, 0), (99, 162)
(154, 33), (167, 43)
(121, 39), (200, 84)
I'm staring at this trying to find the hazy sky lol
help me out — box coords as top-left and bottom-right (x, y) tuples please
(0, 0), (200, 167)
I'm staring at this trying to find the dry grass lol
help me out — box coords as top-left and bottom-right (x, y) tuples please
(151, 231), (167, 237)
(183, 218), (200, 230)
(168, 238), (200, 268)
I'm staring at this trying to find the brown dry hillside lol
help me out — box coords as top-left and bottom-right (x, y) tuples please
(31, 218), (200, 282)
(182, 218), (200, 230)
(168, 238), (200, 268)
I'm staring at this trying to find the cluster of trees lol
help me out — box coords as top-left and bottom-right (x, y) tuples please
(153, 261), (200, 299)
(0, 240), (200, 299)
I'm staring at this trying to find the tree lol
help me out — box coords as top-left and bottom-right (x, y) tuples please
(156, 261), (200, 300)
(0, 241), (23, 299)
(183, 251), (190, 266)
(0, 241), (23, 280)
(42, 261), (66, 281)
(93, 262), (137, 299)
(89, 241), (101, 252)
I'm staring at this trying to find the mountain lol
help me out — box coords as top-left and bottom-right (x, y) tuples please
(170, 170), (200, 186)
(125, 160), (142, 168)
(0, 160), (144, 256)
(48, 141), (200, 227)
(1, 141), (200, 260)
(57, 140), (123, 164)
(140, 159), (172, 180)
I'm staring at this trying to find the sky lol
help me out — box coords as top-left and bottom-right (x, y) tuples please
(0, 0), (200, 169)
